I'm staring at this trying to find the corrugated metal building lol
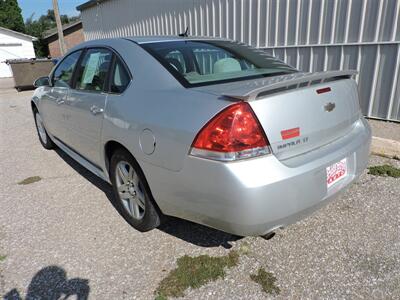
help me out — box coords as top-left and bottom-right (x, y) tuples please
(77, 0), (400, 121)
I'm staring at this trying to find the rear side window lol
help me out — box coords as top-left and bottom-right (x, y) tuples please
(74, 48), (113, 92)
(110, 58), (130, 93)
(53, 50), (82, 88)
(141, 40), (296, 87)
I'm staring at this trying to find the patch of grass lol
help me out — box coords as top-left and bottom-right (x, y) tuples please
(250, 267), (280, 295)
(154, 295), (167, 300)
(238, 241), (251, 255)
(0, 255), (6, 261)
(368, 164), (400, 178)
(18, 176), (42, 185)
(155, 251), (239, 299)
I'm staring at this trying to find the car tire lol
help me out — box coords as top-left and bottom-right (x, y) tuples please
(110, 148), (163, 232)
(34, 109), (55, 150)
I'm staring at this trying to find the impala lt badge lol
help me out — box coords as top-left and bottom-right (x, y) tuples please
(324, 102), (336, 112)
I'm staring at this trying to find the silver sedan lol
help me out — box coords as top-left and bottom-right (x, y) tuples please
(31, 36), (371, 236)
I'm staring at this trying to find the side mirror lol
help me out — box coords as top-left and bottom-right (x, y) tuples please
(33, 76), (50, 88)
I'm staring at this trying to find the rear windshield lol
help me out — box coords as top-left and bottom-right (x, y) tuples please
(140, 40), (297, 87)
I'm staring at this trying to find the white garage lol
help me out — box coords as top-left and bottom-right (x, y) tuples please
(0, 27), (37, 78)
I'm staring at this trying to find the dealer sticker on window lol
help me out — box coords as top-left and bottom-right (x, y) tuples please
(326, 158), (347, 188)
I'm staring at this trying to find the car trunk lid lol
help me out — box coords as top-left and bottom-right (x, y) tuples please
(195, 70), (361, 161)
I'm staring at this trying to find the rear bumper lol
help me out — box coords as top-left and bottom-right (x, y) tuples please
(144, 117), (371, 236)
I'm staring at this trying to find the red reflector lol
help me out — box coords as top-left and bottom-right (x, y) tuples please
(281, 127), (300, 140)
(316, 87), (331, 94)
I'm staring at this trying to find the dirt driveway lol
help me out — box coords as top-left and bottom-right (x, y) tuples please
(1, 89), (399, 299)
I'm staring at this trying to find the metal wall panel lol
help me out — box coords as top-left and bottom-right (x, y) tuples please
(80, 0), (400, 121)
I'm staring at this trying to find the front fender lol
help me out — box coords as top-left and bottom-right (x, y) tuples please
(31, 87), (45, 113)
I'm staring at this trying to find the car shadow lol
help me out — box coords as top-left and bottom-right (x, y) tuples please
(3, 265), (89, 300)
(54, 149), (241, 248)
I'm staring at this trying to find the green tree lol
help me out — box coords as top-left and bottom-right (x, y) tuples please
(25, 10), (80, 57)
(25, 14), (49, 57)
(0, 0), (25, 32)
(38, 9), (69, 25)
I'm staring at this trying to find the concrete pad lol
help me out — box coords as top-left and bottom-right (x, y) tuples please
(371, 136), (400, 159)
(368, 119), (400, 142)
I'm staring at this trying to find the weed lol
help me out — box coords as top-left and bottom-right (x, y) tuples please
(154, 294), (167, 300)
(250, 267), (280, 295)
(18, 176), (42, 185)
(238, 241), (251, 255)
(155, 251), (239, 299)
(368, 165), (400, 178)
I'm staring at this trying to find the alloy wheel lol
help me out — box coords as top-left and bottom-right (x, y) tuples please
(115, 161), (145, 220)
(35, 113), (48, 144)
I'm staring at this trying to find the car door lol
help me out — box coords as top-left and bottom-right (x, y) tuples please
(39, 50), (82, 142)
(64, 48), (113, 166)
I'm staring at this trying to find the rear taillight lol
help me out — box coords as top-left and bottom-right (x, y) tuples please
(190, 102), (271, 161)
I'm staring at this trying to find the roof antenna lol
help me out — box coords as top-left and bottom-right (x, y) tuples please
(179, 27), (189, 37)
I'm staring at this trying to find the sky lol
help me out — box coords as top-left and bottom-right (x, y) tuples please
(18, 0), (83, 21)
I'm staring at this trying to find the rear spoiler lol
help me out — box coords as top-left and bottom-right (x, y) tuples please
(223, 70), (358, 101)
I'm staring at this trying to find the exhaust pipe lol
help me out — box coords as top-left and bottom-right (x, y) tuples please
(260, 231), (276, 240)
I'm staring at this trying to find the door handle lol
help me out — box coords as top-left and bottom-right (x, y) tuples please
(90, 105), (104, 115)
(56, 99), (65, 105)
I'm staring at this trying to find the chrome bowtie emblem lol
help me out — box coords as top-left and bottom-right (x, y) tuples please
(324, 102), (336, 112)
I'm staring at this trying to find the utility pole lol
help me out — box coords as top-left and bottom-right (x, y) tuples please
(52, 0), (66, 55)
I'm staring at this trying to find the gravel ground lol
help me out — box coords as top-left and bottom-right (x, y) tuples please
(1, 90), (399, 299)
